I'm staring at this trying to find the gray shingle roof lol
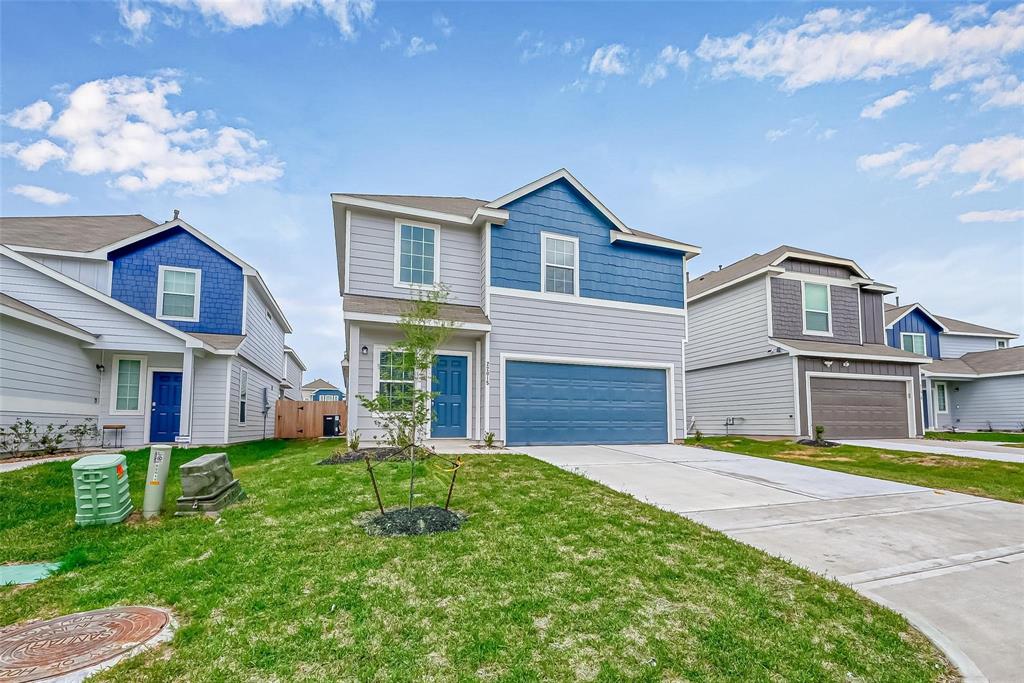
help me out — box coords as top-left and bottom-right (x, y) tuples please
(302, 378), (338, 391)
(688, 245), (867, 298)
(884, 302), (1017, 337)
(0, 292), (95, 338)
(771, 338), (931, 363)
(926, 346), (1023, 376)
(0, 214), (158, 252)
(343, 293), (491, 326)
(344, 195), (489, 219)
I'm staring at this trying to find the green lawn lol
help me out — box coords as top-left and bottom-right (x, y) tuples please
(1, 440), (954, 681)
(701, 437), (1024, 503)
(925, 431), (1024, 443)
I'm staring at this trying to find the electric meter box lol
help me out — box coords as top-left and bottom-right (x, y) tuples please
(72, 453), (133, 525)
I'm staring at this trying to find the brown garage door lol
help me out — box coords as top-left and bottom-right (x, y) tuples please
(809, 377), (910, 438)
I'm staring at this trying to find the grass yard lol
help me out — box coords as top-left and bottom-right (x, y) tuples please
(1, 440), (954, 681)
(701, 437), (1024, 503)
(925, 431), (1024, 443)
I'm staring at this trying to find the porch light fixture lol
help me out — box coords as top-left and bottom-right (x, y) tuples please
(823, 360), (833, 368)
(842, 360), (850, 367)
(361, 345), (369, 355)
(95, 363), (105, 373)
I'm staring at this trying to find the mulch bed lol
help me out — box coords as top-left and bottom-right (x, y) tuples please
(796, 439), (841, 448)
(356, 505), (464, 536)
(318, 446), (431, 465)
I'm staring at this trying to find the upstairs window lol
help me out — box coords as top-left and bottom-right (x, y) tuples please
(802, 282), (831, 334)
(541, 232), (578, 296)
(395, 221), (439, 288)
(901, 332), (927, 355)
(157, 266), (201, 321)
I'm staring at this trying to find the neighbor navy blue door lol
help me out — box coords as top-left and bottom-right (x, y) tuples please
(150, 371), (182, 443)
(431, 355), (467, 438)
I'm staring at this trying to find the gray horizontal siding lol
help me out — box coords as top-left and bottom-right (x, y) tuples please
(191, 354), (229, 445)
(686, 355), (796, 436)
(347, 210), (482, 306)
(687, 276), (769, 370)
(939, 334), (1001, 358)
(939, 376), (1024, 431)
(283, 355), (303, 401)
(240, 280), (285, 379)
(771, 278), (861, 344)
(227, 357), (279, 444)
(487, 293), (685, 440)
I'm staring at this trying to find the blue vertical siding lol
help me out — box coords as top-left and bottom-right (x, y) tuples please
(490, 179), (685, 308)
(886, 308), (942, 359)
(109, 227), (244, 335)
(312, 389), (345, 401)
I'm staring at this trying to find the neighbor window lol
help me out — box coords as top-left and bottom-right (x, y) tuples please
(935, 382), (948, 414)
(114, 358), (142, 412)
(803, 282), (831, 333)
(157, 266), (201, 321)
(901, 333), (927, 355)
(239, 369), (248, 424)
(395, 222), (438, 287)
(377, 350), (414, 411)
(542, 233), (578, 295)
(997, 340), (1007, 349)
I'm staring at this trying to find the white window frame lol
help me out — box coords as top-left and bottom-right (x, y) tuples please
(156, 265), (202, 322)
(801, 281), (832, 336)
(371, 345), (417, 411)
(997, 339), (1007, 349)
(540, 231), (580, 297)
(393, 219), (441, 290)
(109, 355), (148, 415)
(239, 368), (248, 424)
(900, 332), (927, 356)
(934, 381), (949, 414)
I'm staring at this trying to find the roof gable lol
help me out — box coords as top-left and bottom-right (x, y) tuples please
(884, 303), (948, 332)
(0, 214), (157, 253)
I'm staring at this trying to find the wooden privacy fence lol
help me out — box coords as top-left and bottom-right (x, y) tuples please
(275, 400), (347, 439)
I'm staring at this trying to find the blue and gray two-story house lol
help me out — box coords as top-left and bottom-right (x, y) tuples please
(0, 213), (298, 446)
(884, 301), (1020, 430)
(331, 168), (701, 446)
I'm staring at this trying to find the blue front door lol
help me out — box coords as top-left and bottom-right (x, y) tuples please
(150, 371), (182, 443)
(431, 355), (467, 438)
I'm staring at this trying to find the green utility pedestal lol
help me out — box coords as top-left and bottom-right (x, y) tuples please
(72, 453), (133, 525)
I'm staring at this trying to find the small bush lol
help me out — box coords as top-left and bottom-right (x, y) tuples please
(349, 429), (361, 452)
(37, 422), (68, 454)
(483, 432), (495, 448)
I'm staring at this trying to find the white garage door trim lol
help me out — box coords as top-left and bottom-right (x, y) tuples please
(805, 371), (916, 438)
(499, 353), (676, 444)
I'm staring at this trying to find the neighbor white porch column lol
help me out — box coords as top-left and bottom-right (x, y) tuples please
(347, 325), (360, 440)
(178, 346), (195, 442)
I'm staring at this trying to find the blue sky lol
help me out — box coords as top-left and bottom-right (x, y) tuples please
(2, 1), (1022, 385)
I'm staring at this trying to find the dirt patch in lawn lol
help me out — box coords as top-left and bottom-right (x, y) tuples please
(776, 450), (856, 462)
(355, 505), (464, 536)
(878, 454), (978, 468)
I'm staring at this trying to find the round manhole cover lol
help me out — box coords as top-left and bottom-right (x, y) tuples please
(0, 606), (171, 682)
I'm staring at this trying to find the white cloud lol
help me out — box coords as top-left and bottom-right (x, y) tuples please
(651, 164), (762, 204)
(405, 36), (436, 57)
(3, 100), (53, 130)
(4, 74), (283, 195)
(861, 89), (914, 119)
(972, 74), (1024, 108)
(817, 127), (838, 141)
(118, 0), (152, 43)
(127, 0), (375, 39)
(639, 45), (692, 86)
(856, 143), (920, 171)
(958, 208), (1024, 222)
(588, 44), (630, 76)
(897, 135), (1024, 192)
(517, 31), (584, 62)
(433, 12), (453, 37)
(380, 27), (402, 50)
(696, 4), (1024, 98)
(765, 128), (790, 142)
(10, 184), (73, 205)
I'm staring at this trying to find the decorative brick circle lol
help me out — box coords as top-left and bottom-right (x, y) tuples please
(0, 606), (170, 682)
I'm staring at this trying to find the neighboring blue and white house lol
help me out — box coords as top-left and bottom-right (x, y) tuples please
(331, 168), (701, 446)
(0, 214), (297, 447)
(300, 378), (342, 401)
(884, 302), (1020, 430)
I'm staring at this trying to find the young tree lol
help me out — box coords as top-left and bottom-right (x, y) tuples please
(358, 286), (457, 509)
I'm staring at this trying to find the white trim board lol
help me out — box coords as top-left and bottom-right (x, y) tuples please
(771, 339), (932, 364)
(330, 194), (508, 228)
(610, 231), (702, 258)
(884, 303), (949, 333)
(0, 304), (97, 343)
(343, 310), (491, 332)
(770, 250), (870, 279)
(687, 267), (785, 303)
(498, 352), (676, 445)
(490, 286), (687, 317)
(804, 371), (916, 439)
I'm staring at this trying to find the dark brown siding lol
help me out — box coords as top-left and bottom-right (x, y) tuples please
(797, 356), (922, 436)
(860, 291), (885, 345)
(781, 258), (856, 279)
(771, 278), (861, 344)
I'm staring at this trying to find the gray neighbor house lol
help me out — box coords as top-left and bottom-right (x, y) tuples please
(685, 246), (931, 439)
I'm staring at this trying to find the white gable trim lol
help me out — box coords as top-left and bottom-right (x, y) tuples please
(884, 303), (950, 332)
(687, 267), (785, 303)
(330, 194), (509, 228)
(610, 232), (702, 258)
(0, 246), (209, 350)
(770, 339), (932, 364)
(487, 168), (635, 235)
(770, 250), (870, 279)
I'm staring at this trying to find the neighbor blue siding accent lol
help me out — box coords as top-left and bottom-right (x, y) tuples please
(504, 361), (668, 445)
(490, 179), (685, 308)
(109, 227), (244, 334)
(312, 389), (345, 402)
(886, 308), (942, 359)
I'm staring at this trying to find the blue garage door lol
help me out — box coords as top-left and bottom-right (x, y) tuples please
(505, 361), (668, 445)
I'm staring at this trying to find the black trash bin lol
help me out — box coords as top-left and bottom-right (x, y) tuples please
(322, 415), (340, 437)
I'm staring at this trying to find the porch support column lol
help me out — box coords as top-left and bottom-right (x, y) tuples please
(347, 325), (360, 440)
(178, 347), (195, 442)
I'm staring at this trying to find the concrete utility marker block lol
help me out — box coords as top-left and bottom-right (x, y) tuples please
(175, 452), (245, 515)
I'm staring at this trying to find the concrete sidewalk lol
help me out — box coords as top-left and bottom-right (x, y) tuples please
(522, 443), (1024, 682)
(839, 438), (1024, 464)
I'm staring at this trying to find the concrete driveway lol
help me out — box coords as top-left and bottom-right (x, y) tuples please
(522, 443), (1024, 682)
(839, 439), (1024, 464)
